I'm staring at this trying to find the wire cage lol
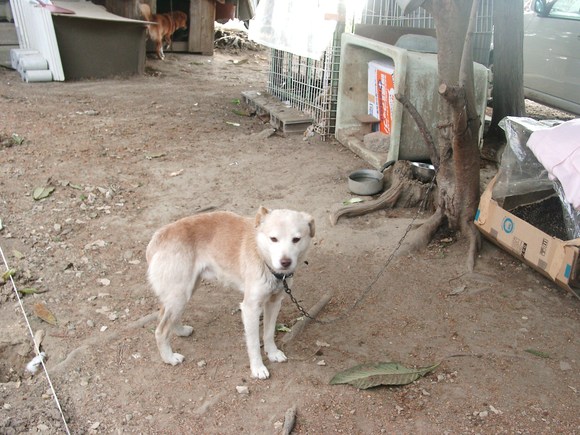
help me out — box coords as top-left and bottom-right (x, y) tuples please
(267, 25), (343, 140)
(265, 0), (494, 140)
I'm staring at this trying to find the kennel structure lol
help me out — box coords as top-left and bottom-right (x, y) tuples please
(264, 0), (493, 141)
(99, 0), (215, 55)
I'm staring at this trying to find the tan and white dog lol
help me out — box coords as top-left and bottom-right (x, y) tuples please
(146, 207), (315, 379)
(139, 3), (188, 60)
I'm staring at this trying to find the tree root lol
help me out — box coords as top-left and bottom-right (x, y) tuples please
(330, 160), (419, 226)
(329, 181), (404, 226)
(463, 221), (481, 272)
(398, 207), (444, 256)
(49, 312), (157, 375)
(281, 293), (332, 345)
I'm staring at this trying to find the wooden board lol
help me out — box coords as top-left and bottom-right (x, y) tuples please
(189, 0), (214, 55)
(242, 90), (313, 136)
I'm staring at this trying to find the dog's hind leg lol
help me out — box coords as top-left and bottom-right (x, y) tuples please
(154, 275), (199, 365)
(172, 275), (200, 337)
(155, 300), (186, 365)
(263, 292), (287, 363)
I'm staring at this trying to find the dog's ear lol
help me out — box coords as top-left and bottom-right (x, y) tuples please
(304, 213), (315, 238)
(255, 206), (270, 227)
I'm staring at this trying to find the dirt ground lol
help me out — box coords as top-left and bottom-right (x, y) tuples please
(1, 45), (579, 435)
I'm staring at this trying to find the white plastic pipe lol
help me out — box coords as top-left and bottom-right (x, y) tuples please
(19, 54), (49, 71)
(24, 69), (53, 82)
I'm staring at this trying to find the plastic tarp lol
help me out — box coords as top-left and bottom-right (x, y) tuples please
(247, 0), (338, 61)
(496, 117), (580, 239)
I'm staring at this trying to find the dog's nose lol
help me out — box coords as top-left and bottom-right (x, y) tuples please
(280, 258), (292, 269)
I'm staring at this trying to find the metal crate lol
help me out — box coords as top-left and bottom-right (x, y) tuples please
(266, 25), (342, 140)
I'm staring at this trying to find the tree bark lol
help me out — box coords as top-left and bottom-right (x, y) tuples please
(422, 0), (482, 270)
(487, 0), (526, 140)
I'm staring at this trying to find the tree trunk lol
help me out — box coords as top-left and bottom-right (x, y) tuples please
(404, 0), (482, 270)
(487, 0), (526, 142)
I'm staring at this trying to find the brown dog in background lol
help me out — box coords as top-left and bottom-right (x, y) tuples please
(139, 3), (188, 60)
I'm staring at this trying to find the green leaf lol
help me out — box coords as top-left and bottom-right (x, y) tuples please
(525, 349), (551, 359)
(343, 197), (364, 205)
(19, 287), (40, 295)
(276, 324), (291, 333)
(145, 152), (167, 160)
(2, 268), (17, 281)
(231, 98), (241, 105)
(330, 361), (440, 389)
(11, 133), (24, 145)
(33, 186), (55, 200)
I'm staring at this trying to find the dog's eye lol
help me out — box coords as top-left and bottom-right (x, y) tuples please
(270, 237), (278, 243)
(292, 237), (301, 244)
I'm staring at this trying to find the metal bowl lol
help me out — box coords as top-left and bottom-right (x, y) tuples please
(348, 169), (384, 195)
(411, 162), (436, 183)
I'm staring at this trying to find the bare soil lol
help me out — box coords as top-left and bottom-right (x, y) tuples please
(0, 48), (579, 434)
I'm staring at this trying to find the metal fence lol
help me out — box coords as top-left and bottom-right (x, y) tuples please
(267, 25), (343, 139)
(266, 0), (494, 140)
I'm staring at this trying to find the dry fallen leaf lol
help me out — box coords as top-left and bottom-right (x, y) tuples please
(33, 303), (58, 326)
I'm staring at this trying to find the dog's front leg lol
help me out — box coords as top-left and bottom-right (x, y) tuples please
(240, 297), (269, 379)
(263, 292), (287, 363)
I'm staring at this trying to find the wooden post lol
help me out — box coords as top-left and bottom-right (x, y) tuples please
(189, 0), (215, 55)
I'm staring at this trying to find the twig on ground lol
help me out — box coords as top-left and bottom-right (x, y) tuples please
(281, 293), (332, 344)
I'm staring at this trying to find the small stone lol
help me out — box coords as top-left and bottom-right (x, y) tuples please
(560, 361), (572, 371)
(252, 128), (276, 140)
(86, 320), (95, 327)
(479, 411), (489, 418)
(197, 360), (207, 368)
(108, 313), (118, 321)
(100, 325), (108, 332)
(274, 421), (283, 430)
(236, 385), (249, 395)
(98, 278), (110, 286)
(84, 240), (106, 250)
(317, 360), (326, 366)
(3, 403), (11, 410)
(37, 424), (49, 431)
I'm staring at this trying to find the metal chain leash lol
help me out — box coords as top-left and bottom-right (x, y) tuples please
(283, 166), (439, 324)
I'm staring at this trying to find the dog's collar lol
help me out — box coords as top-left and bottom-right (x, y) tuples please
(267, 266), (293, 281)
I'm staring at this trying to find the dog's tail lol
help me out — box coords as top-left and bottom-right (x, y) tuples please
(138, 1), (153, 22)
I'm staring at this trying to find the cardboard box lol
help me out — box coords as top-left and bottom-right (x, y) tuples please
(475, 175), (580, 299)
(368, 59), (395, 135)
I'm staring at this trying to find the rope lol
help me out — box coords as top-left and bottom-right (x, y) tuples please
(0, 244), (71, 435)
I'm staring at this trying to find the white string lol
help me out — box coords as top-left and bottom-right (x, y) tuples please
(0, 243), (71, 435)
